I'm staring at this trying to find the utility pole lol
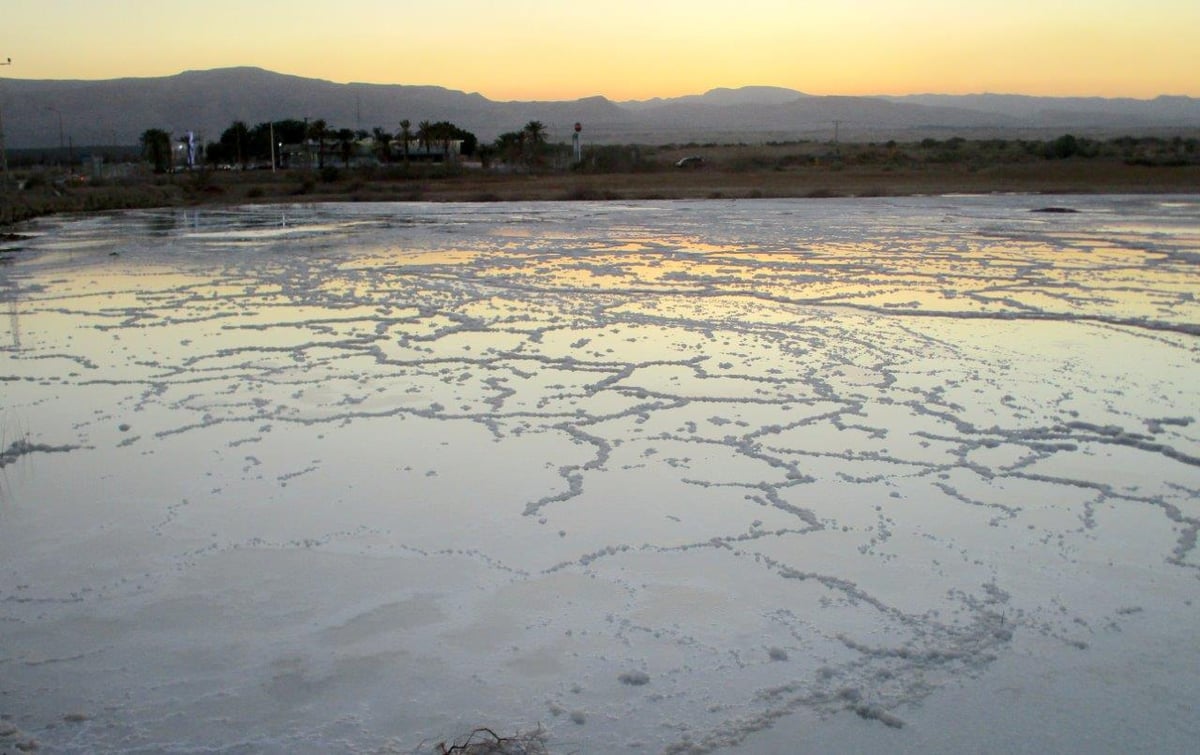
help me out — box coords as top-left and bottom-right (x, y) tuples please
(0, 57), (12, 189)
(46, 106), (65, 167)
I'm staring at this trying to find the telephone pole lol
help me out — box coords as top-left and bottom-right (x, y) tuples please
(0, 57), (12, 189)
(46, 106), (65, 165)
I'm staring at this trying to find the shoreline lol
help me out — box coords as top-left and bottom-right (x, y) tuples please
(3, 160), (1199, 226)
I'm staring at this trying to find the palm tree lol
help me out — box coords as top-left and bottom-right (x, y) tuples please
(431, 121), (453, 159)
(220, 120), (250, 168)
(522, 120), (547, 166)
(523, 120), (547, 148)
(307, 119), (328, 169)
(372, 126), (392, 163)
(336, 128), (356, 168)
(398, 119), (413, 162)
(495, 131), (524, 164)
(416, 120), (433, 154)
(140, 128), (172, 173)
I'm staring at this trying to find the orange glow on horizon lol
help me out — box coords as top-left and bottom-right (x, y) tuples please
(3, 0), (1198, 101)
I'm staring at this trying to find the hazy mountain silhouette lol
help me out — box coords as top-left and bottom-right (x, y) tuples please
(1, 67), (1196, 149)
(878, 93), (1200, 130)
(623, 86), (812, 109)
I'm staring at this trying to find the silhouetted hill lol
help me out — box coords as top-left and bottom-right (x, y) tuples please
(623, 86), (811, 109)
(1, 67), (1196, 149)
(881, 93), (1200, 130)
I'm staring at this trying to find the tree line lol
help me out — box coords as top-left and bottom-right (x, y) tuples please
(140, 118), (555, 173)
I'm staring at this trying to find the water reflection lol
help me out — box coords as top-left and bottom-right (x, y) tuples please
(142, 209), (178, 237)
(5, 290), (17, 349)
(1, 197), (1197, 754)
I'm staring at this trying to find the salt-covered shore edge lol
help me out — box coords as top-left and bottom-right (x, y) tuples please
(3, 159), (1200, 226)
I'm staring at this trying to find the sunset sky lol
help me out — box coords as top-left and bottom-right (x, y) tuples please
(4, 0), (1198, 100)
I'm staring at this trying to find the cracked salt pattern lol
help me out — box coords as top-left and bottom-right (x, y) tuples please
(1, 196), (1197, 753)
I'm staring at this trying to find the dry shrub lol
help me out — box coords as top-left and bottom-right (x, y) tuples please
(431, 726), (549, 755)
(293, 175), (316, 195)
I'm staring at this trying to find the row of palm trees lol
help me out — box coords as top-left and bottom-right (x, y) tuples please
(371, 119), (479, 163)
(486, 121), (548, 167)
(371, 119), (550, 166)
(282, 118), (477, 169)
(142, 118), (554, 173)
(281, 118), (550, 168)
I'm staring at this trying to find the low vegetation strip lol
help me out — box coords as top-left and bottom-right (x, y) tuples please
(2, 135), (1198, 226)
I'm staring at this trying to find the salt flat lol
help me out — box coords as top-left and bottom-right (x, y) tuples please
(1, 197), (1197, 753)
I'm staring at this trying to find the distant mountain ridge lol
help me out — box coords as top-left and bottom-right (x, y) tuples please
(623, 86), (812, 109)
(1, 67), (1196, 149)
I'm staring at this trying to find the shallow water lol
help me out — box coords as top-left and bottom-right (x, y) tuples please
(1, 197), (1198, 753)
